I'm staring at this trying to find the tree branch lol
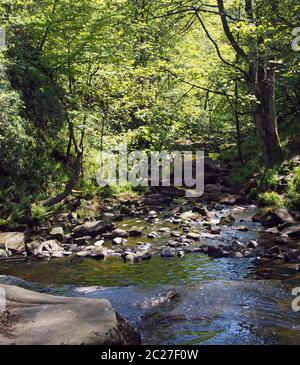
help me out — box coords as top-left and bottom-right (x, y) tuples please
(194, 12), (247, 77)
(216, 0), (248, 60)
(165, 68), (233, 97)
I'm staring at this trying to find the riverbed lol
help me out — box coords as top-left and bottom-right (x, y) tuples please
(0, 205), (299, 344)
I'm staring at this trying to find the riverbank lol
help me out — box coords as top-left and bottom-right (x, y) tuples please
(0, 160), (300, 345)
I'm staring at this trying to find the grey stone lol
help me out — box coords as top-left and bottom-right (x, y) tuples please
(248, 240), (258, 249)
(147, 232), (158, 239)
(237, 226), (249, 232)
(129, 227), (143, 237)
(207, 245), (229, 259)
(186, 232), (201, 240)
(179, 211), (199, 221)
(26, 240), (64, 258)
(161, 247), (176, 258)
(0, 232), (25, 253)
(232, 240), (246, 251)
(158, 227), (171, 233)
(281, 223), (300, 238)
(94, 240), (105, 247)
(112, 237), (127, 245)
(112, 229), (128, 238)
(50, 227), (65, 242)
(253, 208), (294, 228)
(0, 284), (140, 345)
(0, 249), (8, 258)
(73, 220), (114, 238)
(220, 214), (235, 225)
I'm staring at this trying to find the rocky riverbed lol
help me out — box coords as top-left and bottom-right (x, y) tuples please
(0, 192), (300, 344)
(0, 194), (299, 269)
(0, 159), (299, 344)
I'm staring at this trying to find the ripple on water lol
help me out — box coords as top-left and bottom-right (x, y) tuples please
(0, 205), (299, 344)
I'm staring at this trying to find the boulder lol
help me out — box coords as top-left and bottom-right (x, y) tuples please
(147, 232), (158, 239)
(192, 204), (210, 219)
(0, 232), (25, 253)
(220, 214), (235, 225)
(0, 284), (141, 345)
(74, 237), (89, 246)
(147, 211), (158, 221)
(252, 209), (294, 228)
(0, 249), (8, 259)
(280, 223), (300, 238)
(186, 232), (201, 240)
(120, 206), (134, 216)
(49, 226), (65, 242)
(76, 247), (108, 260)
(237, 225), (249, 232)
(231, 240), (246, 251)
(112, 237), (127, 246)
(73, 220), (114, 238)
(179, 211), (199, 221)
(207, 245), (229, 259)
(26, 240), (64, 258)
(161, 248), (177, 258)
(128, 227), (144, 237)
(231, 252), (244, 259)
(248, 240), (258, 249)
(217, 194), (241, 206)
(112, 229), (128, 239)
(265, 227), (280, 235)
(93, 240), (104, 248)
(209, 226), (222, 235)
(123, 252), (140, 263)
(267, 246), (282, 255)
(140, 251), (153, 260)
(167, 241), (180, 248)
(160, 187), (185, 197)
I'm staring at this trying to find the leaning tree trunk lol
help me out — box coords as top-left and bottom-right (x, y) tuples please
(248, 64), (283, 167)
(41, 152), (83, 207)
(41, 119), (83, 207)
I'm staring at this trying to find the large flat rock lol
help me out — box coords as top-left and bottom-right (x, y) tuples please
(0, 284), (140, 345)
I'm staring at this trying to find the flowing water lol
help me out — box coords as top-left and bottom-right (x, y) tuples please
(0, 205), (299, 344)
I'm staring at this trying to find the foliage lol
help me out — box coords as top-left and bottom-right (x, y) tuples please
(258, 192), (285, 208)
(1, 0), (300, 218)
(30, 203), (50, 222)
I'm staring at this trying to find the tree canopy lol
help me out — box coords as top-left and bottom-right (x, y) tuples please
(1, 0), (300, 219)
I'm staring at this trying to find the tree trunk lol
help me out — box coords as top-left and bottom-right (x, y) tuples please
(41, 119), (83, 207)
(216, 0), (282, 167)
(248, 64), (283, 167)
(41, 152), (83, 207)
(234, 78), (245, 166)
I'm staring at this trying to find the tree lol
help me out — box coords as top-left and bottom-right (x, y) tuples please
(216, 0), (283, 167)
